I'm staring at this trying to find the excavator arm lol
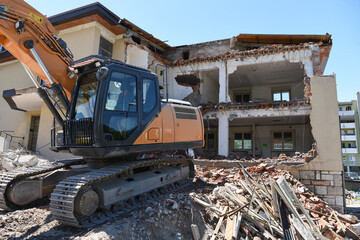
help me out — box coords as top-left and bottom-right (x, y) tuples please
(0, 0), (75, 105)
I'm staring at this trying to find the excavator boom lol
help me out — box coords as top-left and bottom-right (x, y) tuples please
(0, 0), (75, 96)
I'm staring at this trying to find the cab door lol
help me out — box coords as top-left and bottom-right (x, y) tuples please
(101, 67), (141, 145)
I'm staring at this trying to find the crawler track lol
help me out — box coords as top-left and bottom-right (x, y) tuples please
(50, 158), (194, 228)
(0, 159), (85, 211)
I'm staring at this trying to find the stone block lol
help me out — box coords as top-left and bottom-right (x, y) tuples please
(323, 197), (336, 205)
(306, 185), (314, 193)
(315, 186), (327, 195)
(332, 206), (344, 214)
(16, 155), (38, 167)
(316, 171), (321, 180)
(327, 186), (343, 196)
(301, 180), (311, 185)
(321, 174), (334, 181)
(300, 171), (315, 180)
(333, 175), (343, 186)
(311, 180), (330, 186)
(335, 196), (344, 206)
(1, 159), (16, 171)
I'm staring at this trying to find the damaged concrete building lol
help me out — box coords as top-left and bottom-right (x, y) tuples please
(0, 3), (344, 211)
(164, 35), (344, 212)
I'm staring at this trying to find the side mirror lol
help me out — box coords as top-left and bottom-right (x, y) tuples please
(96, 67), (109, 81)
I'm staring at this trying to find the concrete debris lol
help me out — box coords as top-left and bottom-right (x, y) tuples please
(193, 165), (360, 239)
(196, 143), (316, 164)
(200, 99), (310, 112)
(0, 148), (50, 172)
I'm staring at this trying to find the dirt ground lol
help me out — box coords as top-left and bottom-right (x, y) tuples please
(0, 179), (214, 240)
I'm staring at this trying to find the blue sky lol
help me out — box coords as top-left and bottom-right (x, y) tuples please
(26, 0), (360, 102)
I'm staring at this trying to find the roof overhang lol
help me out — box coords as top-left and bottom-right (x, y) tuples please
(49, 2), (170, 49)
(3, 87), (42, 112)
(235, 34), (332, 45)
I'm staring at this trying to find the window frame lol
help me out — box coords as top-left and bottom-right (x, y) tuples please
(204, 130), (217, 151)
(232, 132), (253, 151)
(272, 88), (291, 102)
(349, 155), (356, 165)
(233, 90), (251, 104)
(99, 36), (113, 58)
(271, 130), (295, 151)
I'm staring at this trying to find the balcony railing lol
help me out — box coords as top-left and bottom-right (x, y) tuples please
(341, 135), (357, 141)
(342, 148), (358, 154)
(340, 123), (356, 129)
(339, 110), (355, 117)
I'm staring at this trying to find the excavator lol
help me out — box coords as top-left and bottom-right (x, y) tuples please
(0, 0), (204, 227)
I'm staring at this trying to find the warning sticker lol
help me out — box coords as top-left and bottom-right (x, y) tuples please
(30, 13), (43, 24)
(0, 5), (8, 12)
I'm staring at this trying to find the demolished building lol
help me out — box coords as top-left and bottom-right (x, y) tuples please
(0, 3), (345, 212)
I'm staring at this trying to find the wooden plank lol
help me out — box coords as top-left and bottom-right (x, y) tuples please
(210, 206), (228, 240)
(225, 215), (234, 240)
(191, 224), (201, 240)
(233, 212), (242, 239)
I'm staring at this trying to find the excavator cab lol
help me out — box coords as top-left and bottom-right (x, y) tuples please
(58, 56), (161, 158)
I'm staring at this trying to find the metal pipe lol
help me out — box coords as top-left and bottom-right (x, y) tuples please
(23, 40), (69, 109)
(28, 48), (55, 85)
(21, 62), (40, 88)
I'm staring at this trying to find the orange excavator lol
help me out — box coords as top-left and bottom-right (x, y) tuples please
(0, 0), (203, 227)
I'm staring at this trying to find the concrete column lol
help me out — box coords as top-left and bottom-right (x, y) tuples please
(218, 113), (229, 157)
(218, 62), (228, 103)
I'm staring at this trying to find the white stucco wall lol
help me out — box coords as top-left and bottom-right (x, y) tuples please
(57, 24), (101, 60)
(0, 61), (32, 137)
(300, 75), (343, 171)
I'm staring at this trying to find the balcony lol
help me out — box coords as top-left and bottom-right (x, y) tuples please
(342, 148), (358, 154)
(341, 123), (356, 129)
(341, 135), (357, 141)
(339, 110), (355, 117)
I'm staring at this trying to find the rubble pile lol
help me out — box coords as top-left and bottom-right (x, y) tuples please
(192, 165), (360, 239)
(0, 149), (49, 172)
(197, 144), (316, 164)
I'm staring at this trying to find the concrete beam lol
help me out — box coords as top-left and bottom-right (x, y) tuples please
(218, 113), (229, 156)
(204, 106), (311, 120)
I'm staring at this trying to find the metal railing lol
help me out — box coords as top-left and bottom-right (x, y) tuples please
(0, 131), (25, 151)
(63, 118), (94, 146)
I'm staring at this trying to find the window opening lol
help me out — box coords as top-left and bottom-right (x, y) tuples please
(234, 92), (251, 103)
(99, 37), (113, 58)
(234, 132), (252, 150)
(273, 90), (290, 102)
(204, 131), (216, 150)
(273, 131), (294, 150)
(131, 36), (141, 44)
(182, 51), (189, 60)
(28, 116), (40, 151)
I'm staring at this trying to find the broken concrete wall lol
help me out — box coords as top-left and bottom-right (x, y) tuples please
(304, 75), (342, 171)
(284, 75), (345, 212)
(164, 39), (231, 62)
(199, 70), (219, 104)
(126, 44), (149, 69)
